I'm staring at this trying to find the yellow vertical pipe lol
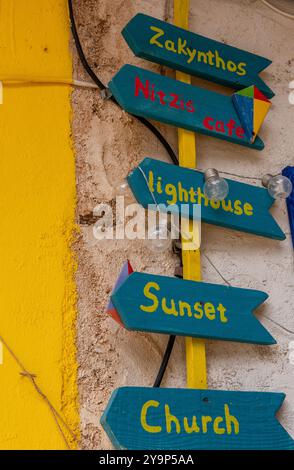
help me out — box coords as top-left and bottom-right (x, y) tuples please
(0, 0), (79, 449)
(174, 0), (207, 389)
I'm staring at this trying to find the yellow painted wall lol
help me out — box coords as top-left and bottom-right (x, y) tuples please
(0, 0), (79, 449)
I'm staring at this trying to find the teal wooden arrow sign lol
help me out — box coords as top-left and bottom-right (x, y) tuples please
(109, 264), (275, 345)
(108, 65), (265, 150)
(122, 14), (274, 99)
(101, 387), (294, 449)
(127, 158), (285, 241)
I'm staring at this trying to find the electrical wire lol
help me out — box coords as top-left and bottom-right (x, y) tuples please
(137, 165), (195, 243)
(218, 171), (262, 181)
(199, 169), (292, 184)
(0, 77), (98, 88)
(1, 0), (290, 392)
(67, 0), (178, 165)
(68, 0), (294, 387)
(261, 0), (294, 20)
(67, 0), (178, 386)
(203, 251), (294, 336)
(199, 168), (290, 182)
(153, 335), (176, 387)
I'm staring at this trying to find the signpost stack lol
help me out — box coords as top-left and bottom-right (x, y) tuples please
(101, 0), (294, 450)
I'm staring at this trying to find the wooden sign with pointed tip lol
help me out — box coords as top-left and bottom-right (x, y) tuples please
(101, 387), (294, 450)
(109, 263), (276, 345)
(108, 65), (265, 150)
(122, 13), (274, 98)
(127, 158), (285, 241)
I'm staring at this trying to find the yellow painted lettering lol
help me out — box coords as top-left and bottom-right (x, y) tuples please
(237, 62), (247, 76)
(186, 47), (197, 64)
(225, 404), (239, 435)
(140, 282), (160, 313)
(217, 303), (228, 323)
(197, 187), (209, 206)
(221, 199), (234, 213)
(148, 170), (154, 193)
(227, 60), (237, 72)
(179, 300), (193, 318)
(178, 182), (189, 202)
(194, 302), (204, 319)
(165, 39), (177, 53)
(215, 50), (226, 70)
(165, 183), (177, 205)
(149, 26), (164, 48)
(213, 416), (225, 434)
(141, 400), (162, 433)
(156, 176), (162, 194)
(202, 415), (213, 433)
(162, 297), (178, 316)
(178, 38), (188, 55)
(204, 302), (216, 320)
(197, 51), (208, 64)
(206, 50), (215, 66)
(233, 199), (243, 216)
(244, 202), (253, 216)
(165, 404), (181, 433)
(210, 199), (221, 209)
(188, 187), (197, 203)
(183, 416), (200, 433)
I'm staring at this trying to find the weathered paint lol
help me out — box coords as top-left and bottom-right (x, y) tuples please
(109, 64), (265, 150)
(174, 0), (206, 390)
(110, 269), (275, 345)
(122, 13), (274, 98)
(101, 387), (294, 450)
(127, 158), (286, 240)
(73, 0), (294, 450)
(0, 0), (79, 449)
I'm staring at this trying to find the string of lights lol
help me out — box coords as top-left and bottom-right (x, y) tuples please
(68, 0), (293, 388)
(68, 0), (179, 386)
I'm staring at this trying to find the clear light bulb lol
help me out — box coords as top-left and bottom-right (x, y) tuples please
(115, 179), (130, 195)
(114, 178), (134, 202)
(262, 174), (293, 199)
(145, 223), (172, 253)
(203, 169), (229, 201)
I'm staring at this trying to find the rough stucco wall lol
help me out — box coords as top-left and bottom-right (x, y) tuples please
(0, 0), (79, 449)
(71, 0), (294, 449)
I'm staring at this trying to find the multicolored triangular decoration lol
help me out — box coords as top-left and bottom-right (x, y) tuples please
(232, 85), (271, 143)
(106, 260), (133, 326)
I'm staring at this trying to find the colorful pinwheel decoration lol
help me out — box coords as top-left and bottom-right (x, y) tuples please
(106, 260), (133, 325)
(232, 85), (271, 143)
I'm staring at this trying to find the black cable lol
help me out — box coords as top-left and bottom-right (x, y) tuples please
(68, 0), (177, 386)
(135, 117), (178, 166)
(67, 0), (178, 166)
(153, 335), (176, 387)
